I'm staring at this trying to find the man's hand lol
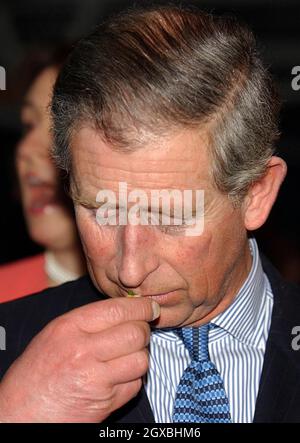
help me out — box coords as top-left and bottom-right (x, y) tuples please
(0, 297), (160, 422)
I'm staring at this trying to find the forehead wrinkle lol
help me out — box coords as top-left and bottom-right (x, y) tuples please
(74, 157), (207, 189)
(97, 158), (196, 172)
(74, 174), (209, 196)
(72, 166), (211, 201)
(71, 127), (213, 194)
(72, 150), (196, 187)
(72, 128), (207, 173)
(81, 164), (197, 178)
(77, 155), (198, 175)
(72, 184), (209, 213)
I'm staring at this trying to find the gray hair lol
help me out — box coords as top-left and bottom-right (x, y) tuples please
(51, 5), (280, 203)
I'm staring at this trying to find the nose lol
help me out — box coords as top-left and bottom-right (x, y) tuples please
(16, 137), (34, 165)
(117, 224), (159, 290)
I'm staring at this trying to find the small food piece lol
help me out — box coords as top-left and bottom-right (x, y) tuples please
(126, 290), (140, 297)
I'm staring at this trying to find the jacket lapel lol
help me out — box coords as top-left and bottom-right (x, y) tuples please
(253, 323), (297, 422)
(254, 254), (298, 422)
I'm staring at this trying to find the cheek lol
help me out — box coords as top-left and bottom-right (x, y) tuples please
(167, 232), (213, 289)
(185, 230), (212, 265)
(16, 165), (27, 199)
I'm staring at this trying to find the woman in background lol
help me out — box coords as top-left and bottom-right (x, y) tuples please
(0, 49), (86, 302)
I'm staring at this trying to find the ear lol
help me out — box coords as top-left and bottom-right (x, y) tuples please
(243, 156), (287, 231)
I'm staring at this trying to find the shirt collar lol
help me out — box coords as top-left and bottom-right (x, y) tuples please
(210, 237), (267, 346)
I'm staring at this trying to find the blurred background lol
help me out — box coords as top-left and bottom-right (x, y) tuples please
(0, 0), (299, 283)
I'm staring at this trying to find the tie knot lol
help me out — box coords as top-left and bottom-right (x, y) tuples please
(175, 323), (209, 361)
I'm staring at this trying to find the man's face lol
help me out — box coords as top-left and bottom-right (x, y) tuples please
(71, 126), (252, 328)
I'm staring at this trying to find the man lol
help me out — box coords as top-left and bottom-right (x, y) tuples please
(0, 4), (299, 423)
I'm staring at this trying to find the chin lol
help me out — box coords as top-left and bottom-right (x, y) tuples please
(27, 214), (74, 247)
(29, 227), (73, 250)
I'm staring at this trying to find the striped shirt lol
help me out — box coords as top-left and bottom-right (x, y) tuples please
(144, 238), (274, 423)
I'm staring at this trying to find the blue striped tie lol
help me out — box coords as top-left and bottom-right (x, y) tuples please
(172, 324), (231, 423)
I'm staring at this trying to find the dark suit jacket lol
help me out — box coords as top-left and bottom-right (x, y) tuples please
(1, 254), (300, 422)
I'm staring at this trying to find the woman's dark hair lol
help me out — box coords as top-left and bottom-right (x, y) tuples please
(16, 44), (73, 99)
(15, 44), (75, 211)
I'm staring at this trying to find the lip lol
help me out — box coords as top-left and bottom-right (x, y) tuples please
(23, 172), (55, 187)
(142, 290), (178, 305)
(120, 287), (179, 305)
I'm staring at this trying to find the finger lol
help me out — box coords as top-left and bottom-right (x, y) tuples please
(69, 296), (160, 333)
(104, 349), (149, 385)
(88, 321), (151, 361)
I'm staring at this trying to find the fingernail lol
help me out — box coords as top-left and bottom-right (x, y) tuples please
(152, 301), (160, 320)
